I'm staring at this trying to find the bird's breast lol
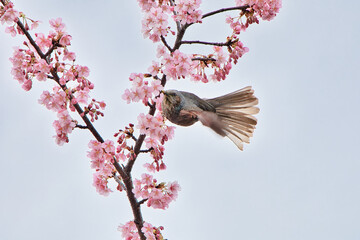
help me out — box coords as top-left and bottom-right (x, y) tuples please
(162, 104), (198, 127)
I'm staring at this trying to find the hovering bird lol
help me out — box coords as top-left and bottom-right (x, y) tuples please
(161, 86), (259, 150)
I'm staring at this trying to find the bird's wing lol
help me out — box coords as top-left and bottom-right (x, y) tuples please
(196, 111), (227, 137)
(179, 91), (216, 112)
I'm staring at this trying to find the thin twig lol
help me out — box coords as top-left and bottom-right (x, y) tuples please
(75, 124), (88, 129)
(181, 40), (235, 47)
(191, 57), (216, 62)
(127, 132), (137, 142)
(138, 198), (148, 206)
(44, 42), (58, 58)
(202, 5), (250, 20)
(139, 147), (154, 153)
(161, 35), (172, 52)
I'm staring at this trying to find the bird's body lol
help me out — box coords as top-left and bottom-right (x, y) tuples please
(161, 87), (259, 150)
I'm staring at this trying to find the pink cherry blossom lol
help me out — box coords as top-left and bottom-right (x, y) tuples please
(59, 34), (72, 46)
(156, 45), (167, 58)
(118, 221), (142, 240)
(122, 73), (163, 105)
(133, 174), (180, 210)
(173, 0), (203, 25)
(53, 109), (76, 145)
(38, 86), (67, 112)
(73, 87), (90, 104)
(49, 17), (65, 31)
(35, 32), (52, 51)
(93, 172), (112, 196)
(0, 4), (19, 25)
(30, 20), (40, 30)
(162, 50), (193, 80)
(75, 65), (90, 78)
(88, 139), (117, 194)
(33, 59), (51, 81)
(236, 0), (282, 21)
(148, 61), (161, 76)
(22, 79), (32, 91)
(63, 49), (76, 61)
(141, 6), (170, 42)
(5, 25), (16, 37)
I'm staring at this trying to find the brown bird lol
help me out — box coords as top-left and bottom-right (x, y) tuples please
(161, 86), (259, 150)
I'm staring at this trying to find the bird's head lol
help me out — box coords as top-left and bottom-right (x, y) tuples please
(161, 90), (182, 107)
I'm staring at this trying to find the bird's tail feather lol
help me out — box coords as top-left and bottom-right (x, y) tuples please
(205, 86), (259, 150)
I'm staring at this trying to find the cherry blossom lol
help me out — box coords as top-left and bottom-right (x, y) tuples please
(53, 109), (76, 145)
(142, 6), (170, 42)
(173, 0), (202, 25)
(133, 174), (180, 210)
(236, 0), (282, 21)
(0, 2), (19, 25)
(122, 73), (163, 105)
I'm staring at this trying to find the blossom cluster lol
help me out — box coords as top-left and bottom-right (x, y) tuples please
(137, 113), (175, 172)
(53, 109), (76, 145)
(151, 46), (229, 83)
(0, 2), (19, 28)
(2, 1), (105, 145)
(122, 73), (163, 105)
(88, 140), (117, 196)
(133, 173), (180, 210)
(138, 0), (203, 43)
(142, 6), (170, 43)
(172, 0), (202, 25)
(158, 49), (193, 80)
(191, 41), (249, 83)
(236, 0), (282, 21)
(119, 221), (164, 240)
(113, 124), (137, 163)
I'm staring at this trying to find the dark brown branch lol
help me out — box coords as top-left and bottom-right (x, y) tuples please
(44, 42), (58, 58)
(15, 19), (45, 59)
(173, 23), (189, 51)
(138, 198), (148, 206)
(191, 57), (216, 62)
(127, 133), (137, 142)
(202, 5), (250, 20)
(181, 40), (235, 47)
(161, 35), (172, 52)
(75, 124), (88, 129)
(139, 147), (153, 153)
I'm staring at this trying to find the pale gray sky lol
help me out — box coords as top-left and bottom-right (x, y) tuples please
(1, 1), (360, 240)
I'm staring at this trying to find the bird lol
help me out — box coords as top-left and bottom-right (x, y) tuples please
(161, 86), (259, 150)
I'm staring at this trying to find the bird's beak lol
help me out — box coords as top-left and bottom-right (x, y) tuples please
(160, 90), (167, 96)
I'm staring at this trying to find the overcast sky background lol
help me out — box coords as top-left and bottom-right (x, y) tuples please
(1, 1), (360, 240)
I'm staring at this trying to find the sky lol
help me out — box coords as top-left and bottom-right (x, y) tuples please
(1, 1), (360, 240)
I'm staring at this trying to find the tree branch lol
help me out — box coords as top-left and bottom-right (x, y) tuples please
(75, 124), (88, 129)
(161, 35), (172, 52)
(139, 147), (153, 153)
(44, 42), (58, 58)
(138, 198), (148, 206)
(181, 40), (235, 47)
(202, 5), (250, 20)
(5, 7), (147, 240)
(191, 57), (216, 62)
